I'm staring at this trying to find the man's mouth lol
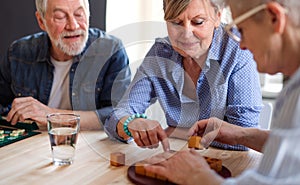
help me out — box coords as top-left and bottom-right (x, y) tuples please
(64, 35), (81, 39)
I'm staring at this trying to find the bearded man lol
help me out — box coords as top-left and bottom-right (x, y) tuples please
(0, 0), (131, 130)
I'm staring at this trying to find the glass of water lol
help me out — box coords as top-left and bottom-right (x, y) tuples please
(47, 113), (80, 166)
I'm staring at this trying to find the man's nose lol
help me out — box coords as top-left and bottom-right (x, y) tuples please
(66, 16), (79, 30)
(239, 39), (248, 50)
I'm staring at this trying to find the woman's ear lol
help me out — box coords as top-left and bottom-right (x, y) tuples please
(35, 11), (46, 31)
(214, 10), (222, 28)
(266, 2), (287, 34)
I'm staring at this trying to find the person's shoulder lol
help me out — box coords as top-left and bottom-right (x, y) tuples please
(144, 37), (181, 65)
(11, 32), (48, 48)
(212, 24), (240, 49)
(88, 28), (122, 43)
(212, 24), (253, 58)
(148, 37), (173, 54)
(9, 32), (49, 58)
(154, 37), (171, 47)
(209, 24), (255, 72)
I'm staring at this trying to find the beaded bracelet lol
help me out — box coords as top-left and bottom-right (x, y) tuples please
(123, 113), (147, 137)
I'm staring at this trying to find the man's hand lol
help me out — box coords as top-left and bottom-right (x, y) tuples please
(6, 97), (54, 126)
(145, 149), (224, 185)
(188, 117), (244, 147)
(188, 117), (269, 152)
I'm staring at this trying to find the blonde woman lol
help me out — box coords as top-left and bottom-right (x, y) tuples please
(105, 0), (262, 151)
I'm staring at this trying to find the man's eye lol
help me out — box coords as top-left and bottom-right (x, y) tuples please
(54, 12), (66, 20)
(74, 10), (84, 18)
(54, 16), (66, 20)
(75, 14), (83, 17)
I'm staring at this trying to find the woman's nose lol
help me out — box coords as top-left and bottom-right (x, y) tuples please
(181, 22), (194, 38)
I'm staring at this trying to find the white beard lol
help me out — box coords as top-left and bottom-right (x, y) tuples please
(45, 24), (88, 56)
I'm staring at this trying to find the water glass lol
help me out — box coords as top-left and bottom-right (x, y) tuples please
(47, 113), (80, 166)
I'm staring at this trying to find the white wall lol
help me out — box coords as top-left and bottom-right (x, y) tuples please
(106, 0), (168, 127)
(106, 0), (166, 74)
(106, 0), (164, 32)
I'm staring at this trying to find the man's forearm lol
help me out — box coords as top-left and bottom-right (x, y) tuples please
(240, 128), (270, 152)
(72, 110), (102, 130)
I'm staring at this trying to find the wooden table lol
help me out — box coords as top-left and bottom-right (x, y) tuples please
(0, 131), (262, 185)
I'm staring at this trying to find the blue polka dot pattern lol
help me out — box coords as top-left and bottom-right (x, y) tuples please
(105, 25), (263, 151)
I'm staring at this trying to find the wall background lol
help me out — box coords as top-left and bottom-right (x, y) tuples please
(0, 0), (106, 59)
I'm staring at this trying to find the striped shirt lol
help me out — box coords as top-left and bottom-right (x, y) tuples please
(105, 25), (262, 151)
(223, 68), (300, 184)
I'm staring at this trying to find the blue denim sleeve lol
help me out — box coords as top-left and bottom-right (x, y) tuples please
(0, 51), (15, 109)
(95, 47), (131, 126)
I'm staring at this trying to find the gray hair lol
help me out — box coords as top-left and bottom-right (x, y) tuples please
(218, 0), (300, 26)
(35, 0), (90, 18)
(211, 0), (226, 10)
(266, 0), (300, 26)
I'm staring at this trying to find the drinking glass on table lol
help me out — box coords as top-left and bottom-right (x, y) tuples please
(47, 113), (80, 166)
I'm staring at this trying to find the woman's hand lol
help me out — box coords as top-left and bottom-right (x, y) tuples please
(117, 117), (170, 151)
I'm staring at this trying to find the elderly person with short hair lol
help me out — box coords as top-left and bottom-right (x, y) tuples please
(0, 0), (131, 130)
(145, 0), (300, 184)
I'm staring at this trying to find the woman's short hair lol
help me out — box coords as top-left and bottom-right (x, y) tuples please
(163, 0), (224, 21)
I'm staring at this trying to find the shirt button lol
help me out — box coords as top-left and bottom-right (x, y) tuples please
(72, 93), (76, 96)
(17, 93), (22, 96)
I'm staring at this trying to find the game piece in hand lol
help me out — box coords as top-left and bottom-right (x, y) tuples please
(188, 136), (204, 149)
